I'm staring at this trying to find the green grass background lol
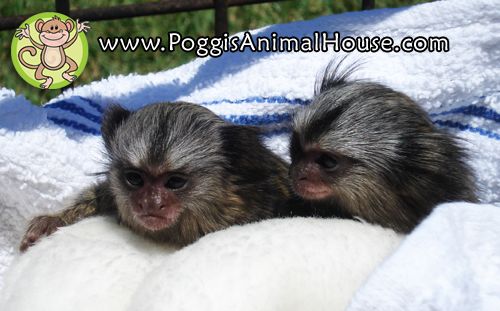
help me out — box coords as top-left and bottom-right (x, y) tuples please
(0, 0), (430, 104)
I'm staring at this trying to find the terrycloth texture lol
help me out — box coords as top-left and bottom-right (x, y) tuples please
(0, 217), (402, 311)
(0, 0), (499, 298)
(346, 203), (500, 311)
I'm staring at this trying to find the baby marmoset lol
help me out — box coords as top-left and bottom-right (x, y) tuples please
(20, 102), (292, 251)
(288, 62), (477, 233)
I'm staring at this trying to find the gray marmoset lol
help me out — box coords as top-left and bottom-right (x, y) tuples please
(20, 102), (292, 251)
(288, 61), (477, 233)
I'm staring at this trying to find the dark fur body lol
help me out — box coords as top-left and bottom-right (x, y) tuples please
(21, 102), (292, 251)
(289, 62), (477, 233)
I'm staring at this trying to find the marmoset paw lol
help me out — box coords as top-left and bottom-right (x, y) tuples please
(19, 215), (65, 252)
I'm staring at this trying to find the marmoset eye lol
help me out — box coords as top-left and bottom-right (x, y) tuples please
(124, 170), (144, 187)
(165, 176), (187, 190)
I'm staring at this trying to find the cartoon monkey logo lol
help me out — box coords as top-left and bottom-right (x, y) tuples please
(11, 12), (90, 89)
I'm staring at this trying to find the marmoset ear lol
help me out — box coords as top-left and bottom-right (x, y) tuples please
(101, 105), (131, 152)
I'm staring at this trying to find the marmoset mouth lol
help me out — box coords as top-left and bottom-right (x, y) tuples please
(293, 180), (332, 200)
(137, 209), (181, 231)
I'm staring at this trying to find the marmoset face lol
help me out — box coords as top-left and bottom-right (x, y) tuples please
(289, 62), (477, 232)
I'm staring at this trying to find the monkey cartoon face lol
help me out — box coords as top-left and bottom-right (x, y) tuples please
(36, 17), (73, 47)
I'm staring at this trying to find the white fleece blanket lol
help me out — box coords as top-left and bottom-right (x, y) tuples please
(0, 0), (499, 308)
(2, 204), (498, 311)
(0, 217), (402, 311)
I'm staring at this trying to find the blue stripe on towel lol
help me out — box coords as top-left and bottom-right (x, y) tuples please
(48, 117), (100, 135)
(223, 113), (292, 125)
(44, 96), (500, 141)
(45, 101), (102, 124)
(430, 105), (500, 123)
(45, 96), (105, 113)
(76, 96), (105, 113)
(203, 96), (310, 106)
(44, 96), (309, 115)
(433, 120), (500, 140)
(46, 96), (500, 126)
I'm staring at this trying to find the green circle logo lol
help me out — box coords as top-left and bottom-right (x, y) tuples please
(11, 12), (90, 89)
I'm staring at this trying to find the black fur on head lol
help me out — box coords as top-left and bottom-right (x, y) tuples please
(100, 102), (291, 246)
(289, 60), (477, 233)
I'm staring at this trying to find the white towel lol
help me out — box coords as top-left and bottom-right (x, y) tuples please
(346, 202), (500, 311)
(0, 0), (499, 303)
